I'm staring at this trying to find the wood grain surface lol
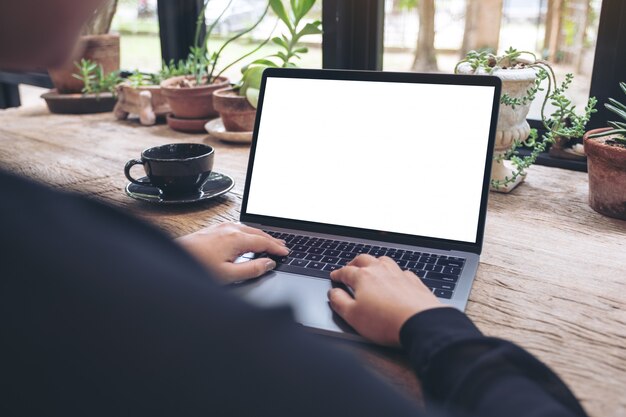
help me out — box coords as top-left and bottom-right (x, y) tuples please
(1, 106), (625, 416)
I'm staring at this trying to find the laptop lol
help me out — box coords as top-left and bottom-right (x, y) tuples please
(231, 68), (501, 339)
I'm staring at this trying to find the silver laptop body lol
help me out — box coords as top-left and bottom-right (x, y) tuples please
(231, 68), (501, 340)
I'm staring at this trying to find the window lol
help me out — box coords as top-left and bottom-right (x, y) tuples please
(4, 0), (624, 131)
(202, 0), (322, 82)
(382, 0), (603, 120)
(320, 0), (626, 170)
(112, 0), (162, 72)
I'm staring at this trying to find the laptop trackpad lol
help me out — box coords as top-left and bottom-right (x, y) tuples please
(230, 271), (357, 337)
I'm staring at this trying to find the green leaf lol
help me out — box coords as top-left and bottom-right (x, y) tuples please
(608, 97), (626, 113)
(250, 58), (278, 67)
(246, 87), (260, 108)
(293, 46), (308, 54)
(291, 0), (316, 22)
(270, 0), (292, 29)
(605, 103), (626, 122)
(297, 21), (322, 37)
(297, 0), (316, 20)
(241, 65), (266, 95)
(271, 51), (289, 61)
(290, 0), (299, 20)
(271, 36), (289, 49)
(608, 121), (626, 130)
(588, 129), (620, 138)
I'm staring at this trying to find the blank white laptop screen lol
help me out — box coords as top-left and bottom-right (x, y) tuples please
(246, 77), (495, 244)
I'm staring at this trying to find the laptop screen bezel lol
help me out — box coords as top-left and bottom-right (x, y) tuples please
(240, 68), (501, 255)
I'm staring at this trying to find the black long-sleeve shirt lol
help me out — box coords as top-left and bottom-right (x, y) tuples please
(0, 171), (587, 417)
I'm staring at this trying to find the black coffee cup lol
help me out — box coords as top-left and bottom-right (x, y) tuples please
(125, 143), (215, 195)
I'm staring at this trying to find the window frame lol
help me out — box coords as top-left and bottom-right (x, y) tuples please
(587, 0), (626, 130)
(321, 0), (624, 127)
(2, 0), (624, 163)
(157, 0), (205, 63)
(321, 0), (384, 70)
(319, 0), (625, 172)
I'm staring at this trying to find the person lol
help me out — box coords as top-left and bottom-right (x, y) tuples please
(0, 1), (588, 416)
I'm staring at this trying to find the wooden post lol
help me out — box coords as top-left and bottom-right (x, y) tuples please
(83, 0), (119, 35)
(572, 0), (591, 73)
(544, 0), (564, 62)
(461, 0), (504, 56)
(412, 0), (437, 71)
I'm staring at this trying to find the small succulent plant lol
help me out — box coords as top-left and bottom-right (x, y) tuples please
(456, 47), (597, 189)
(589, 82), (626, 146)
(72, 58), (121, 95)
(127, 70), (160, 88)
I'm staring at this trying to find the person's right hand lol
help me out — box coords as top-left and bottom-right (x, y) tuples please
(328, 255), (449, 346)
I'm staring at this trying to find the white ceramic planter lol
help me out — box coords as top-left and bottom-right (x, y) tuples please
(457, 63), (538, 192)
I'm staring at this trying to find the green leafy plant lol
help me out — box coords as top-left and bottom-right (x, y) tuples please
(161, 0), (272, 87)
(456, 47), (597, 189)
(157, 59), (194, 84)
(125, 64), (188, 88)
(72, 58), (122, 95)
(589, 82), (626, 146)
(126, 70), (160, 88)
(456, 47), (549, 110)
(543, 74), (597, 144)
(206, 2), (273, 84)
(264, 0), (321, 68)
(238, 0), (322, 107)
(456, 47), (535, 73)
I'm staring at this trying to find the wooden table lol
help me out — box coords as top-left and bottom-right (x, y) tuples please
(1, 105), (625, 417)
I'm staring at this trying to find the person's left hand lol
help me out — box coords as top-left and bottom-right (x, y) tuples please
(176, 222), (289, 284)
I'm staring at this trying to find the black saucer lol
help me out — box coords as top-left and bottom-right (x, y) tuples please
(125, 171), (234, 204)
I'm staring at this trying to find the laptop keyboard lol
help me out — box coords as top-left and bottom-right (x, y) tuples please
(253, 230), (466, 299)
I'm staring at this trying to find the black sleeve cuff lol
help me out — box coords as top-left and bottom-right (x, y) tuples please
(400, 307), (482, 378)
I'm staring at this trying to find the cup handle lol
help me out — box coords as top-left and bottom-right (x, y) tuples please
(124, 159), (148, 185)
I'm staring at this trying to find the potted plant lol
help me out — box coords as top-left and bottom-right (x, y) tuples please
(48, 0), (120, 94)
(213, 0), (322, 133)
(114, 70), (171, 126)
(583, 82), (626, 220)
(160, 0), (271, 133)
(542, 74), (597, 161)
(456, 48), (596, 192)
(42, 58), (121, 114)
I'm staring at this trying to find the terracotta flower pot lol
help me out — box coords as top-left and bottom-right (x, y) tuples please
(213, 87), (257, 132)
(160, 76), (229, 120)
(583, 127), (626, 220)
(114, 83), (171, 126)
(48, 34), (120, 94)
